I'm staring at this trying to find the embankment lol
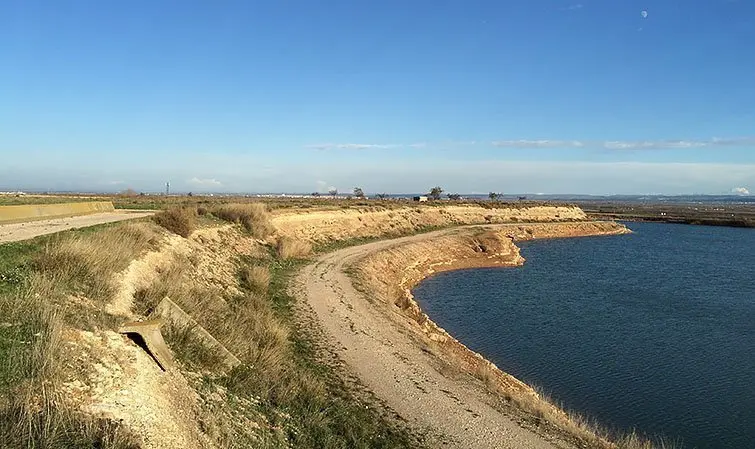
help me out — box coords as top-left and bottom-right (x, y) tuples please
(341, 221), (631, 446)
(272, 204), (587, 243)
(0, 201), (115, 224)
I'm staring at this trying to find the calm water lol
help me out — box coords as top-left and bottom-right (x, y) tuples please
(413, 222), (755, 449)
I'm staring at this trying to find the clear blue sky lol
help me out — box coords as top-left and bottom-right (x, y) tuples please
(1, 0), (754, 195)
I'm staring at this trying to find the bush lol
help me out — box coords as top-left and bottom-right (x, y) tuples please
(240, 264), (270, 294)
(276, 237), (312, 260)
(212, 204), (274, 239)
(153, 207), (196, 237)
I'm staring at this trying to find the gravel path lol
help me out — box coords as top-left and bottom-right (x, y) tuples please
(295, 227), (574, 449)
(0, 211), (154, 243)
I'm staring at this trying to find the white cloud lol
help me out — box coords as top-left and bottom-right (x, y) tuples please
(492, 139), (584, 148)
(307, 142), (438, 150)
(494, 138), (755, 150)
(187, 177), (222, 187)
(603, 140), (710, 150)
(731, 187), (750, 195)
(563, 4), (584, 11)
(307, 143), (398, 150)
(309, 137), (755, 151)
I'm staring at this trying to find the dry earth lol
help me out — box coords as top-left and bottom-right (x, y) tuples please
(0, 211), (154, 243)
(294, 222), (631, 449)
(272, 205), (587, 243)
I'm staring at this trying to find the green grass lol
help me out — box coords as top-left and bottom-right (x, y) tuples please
(0, 239), (44, 295)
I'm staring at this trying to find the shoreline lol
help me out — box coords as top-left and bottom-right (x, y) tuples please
(298, 220), (631, 448)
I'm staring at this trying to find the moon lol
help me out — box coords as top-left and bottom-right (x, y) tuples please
(641, 10), (648, 18)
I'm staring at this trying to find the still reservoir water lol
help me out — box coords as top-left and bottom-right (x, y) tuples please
(413, 222), (755, 449)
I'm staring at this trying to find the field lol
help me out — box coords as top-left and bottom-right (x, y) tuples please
(580, 200), (755, 228)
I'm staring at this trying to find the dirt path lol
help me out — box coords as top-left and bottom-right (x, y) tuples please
(295, 227), (575, 449)
(0, 211), (154, 243)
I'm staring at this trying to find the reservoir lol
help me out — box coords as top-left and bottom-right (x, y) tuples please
(413, 222), (755, 449)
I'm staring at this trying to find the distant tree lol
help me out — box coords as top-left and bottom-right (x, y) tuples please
(429, 186), (443, 200)
(120, 188), (138, 197)
(311, 192), (320, 197)
(187, 192), (193, 197)
(353, 187), (365, 198)
(328, 188), (338, 198)
(375, 193), (389, 200)
(447, 193), (461, 201)
(489, 192), (501, 201)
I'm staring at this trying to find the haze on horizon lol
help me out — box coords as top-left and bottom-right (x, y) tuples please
(1, 1), (754, 196)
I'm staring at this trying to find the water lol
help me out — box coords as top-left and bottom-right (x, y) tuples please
(412, 222), (755, 449)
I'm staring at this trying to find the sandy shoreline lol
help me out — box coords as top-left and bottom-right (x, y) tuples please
(296, 221), (630, 448)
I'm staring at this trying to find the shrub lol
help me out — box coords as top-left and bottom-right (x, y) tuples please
(276, 237), (312, 260)
(153, 207), (196, 237)
(240, 264), (270, 294)
(212, 203), (274, 239)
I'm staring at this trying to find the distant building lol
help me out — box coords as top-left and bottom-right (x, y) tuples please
(413, 196), (428, 202)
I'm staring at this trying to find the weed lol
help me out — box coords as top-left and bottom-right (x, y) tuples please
(212, 203), (274, 238)
(240, 264), (271, 294)
(153, 207), (196, 237)
(276, 237), (312, 260)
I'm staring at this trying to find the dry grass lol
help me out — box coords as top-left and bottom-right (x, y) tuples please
(240, 264), (270, 294)
(0, 276), (138, 448)
(276, 236), (312, 260)
(211, 203), (274, 239)
(33, 223), (159, 306)
(135, 256), (290, 379)
(153, 207), (196, 237)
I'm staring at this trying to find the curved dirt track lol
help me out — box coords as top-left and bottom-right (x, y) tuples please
(295, 227), (574, 449)
(0, 211), (154, 243)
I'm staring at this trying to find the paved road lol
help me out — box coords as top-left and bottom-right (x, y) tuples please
(0, 211), (154, 244)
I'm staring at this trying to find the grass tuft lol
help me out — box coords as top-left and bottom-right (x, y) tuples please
(276, 237), (312, 260)
(240, 264), (271, 294)
(211, 203), (274, 238)
(153, 207), (196, 237)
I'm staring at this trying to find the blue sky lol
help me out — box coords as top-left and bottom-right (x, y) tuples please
(1, 0), (754, 195)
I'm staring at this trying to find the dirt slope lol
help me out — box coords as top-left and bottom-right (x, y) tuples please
(294, 222), (630, 449)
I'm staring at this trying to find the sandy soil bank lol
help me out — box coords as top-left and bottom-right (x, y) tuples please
(295, 221), (630, 449)
(273, 204), (587, 243)
(0, 211), (154, 244)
